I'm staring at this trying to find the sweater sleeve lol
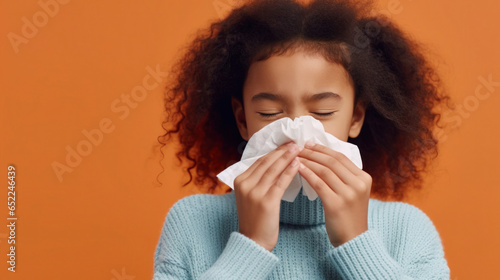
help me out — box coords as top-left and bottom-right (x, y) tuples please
(199, 232), (280, 279)
(153, 202), (191, 280)
(153, 198), (280, 280)
(326, 203), (450, 280)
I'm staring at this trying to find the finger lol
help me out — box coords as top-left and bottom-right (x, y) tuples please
(297, 159), (339, 203)
(298, 146), (360, 187)
(265, 158), (300, 201)
(254, 143), (301, 190)
(298, 157), (348, 197)
(238, 141), (295, 182)
(301, 143), (363, 176)
(241, 142), (299, 195)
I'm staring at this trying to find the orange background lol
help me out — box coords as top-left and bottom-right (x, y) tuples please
(1, 0), (499, 279)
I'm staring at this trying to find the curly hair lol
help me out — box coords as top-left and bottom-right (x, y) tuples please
(157, 0), (454, 200)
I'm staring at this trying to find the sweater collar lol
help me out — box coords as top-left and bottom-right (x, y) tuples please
(229, 187), (325, 226)
(279, 187), (325, 226)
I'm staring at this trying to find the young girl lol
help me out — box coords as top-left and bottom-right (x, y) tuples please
(154, 0), (452, 278)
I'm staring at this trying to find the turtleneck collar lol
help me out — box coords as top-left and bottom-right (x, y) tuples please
(279, 187), (325, 226)
(229, 187), (325, 226)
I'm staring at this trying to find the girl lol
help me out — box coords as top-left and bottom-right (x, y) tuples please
(154, 0), (453, 278)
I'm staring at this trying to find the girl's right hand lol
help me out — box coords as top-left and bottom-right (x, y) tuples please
(234, 141), (302, 252)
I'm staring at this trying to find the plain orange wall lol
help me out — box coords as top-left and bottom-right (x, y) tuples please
(1, 0), (499, 279)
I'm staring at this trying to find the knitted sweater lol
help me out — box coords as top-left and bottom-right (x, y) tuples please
(153, 188), (450, 279)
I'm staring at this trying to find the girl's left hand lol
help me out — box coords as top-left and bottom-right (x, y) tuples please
(297, 141), (372, 247)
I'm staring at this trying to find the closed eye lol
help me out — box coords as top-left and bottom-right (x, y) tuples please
(313, 112), (336, 117)
(258, 112), (336, 118)
(258, 112), (281, 118)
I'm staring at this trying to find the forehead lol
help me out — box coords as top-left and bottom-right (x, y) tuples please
(243, 50), (354, 102)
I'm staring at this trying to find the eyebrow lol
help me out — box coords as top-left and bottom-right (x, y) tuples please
(251, 91), (342, 103)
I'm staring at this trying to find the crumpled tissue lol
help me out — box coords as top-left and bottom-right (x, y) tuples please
(216, 115), (363, 202)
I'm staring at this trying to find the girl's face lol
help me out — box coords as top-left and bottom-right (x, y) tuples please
(232, 48), (366, 142)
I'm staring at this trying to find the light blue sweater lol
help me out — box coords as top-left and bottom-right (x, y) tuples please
(153, 188), (450, 279)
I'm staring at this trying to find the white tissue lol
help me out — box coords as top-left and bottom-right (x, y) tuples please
(216, 115), (363, 202)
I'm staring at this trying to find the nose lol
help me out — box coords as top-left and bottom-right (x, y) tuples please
(288, 111), (308, 121)
(285, 104), (311, 120)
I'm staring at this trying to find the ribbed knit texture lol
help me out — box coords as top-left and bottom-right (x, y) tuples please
(153, 188), (450, 279)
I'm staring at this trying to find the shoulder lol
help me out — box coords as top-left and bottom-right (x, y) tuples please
(169, 191), (236, 215)
(368, 198), (445, 250)
(368, 198), (435, 226)
(155, 192), (236, 266)
(368, 199), (434, 227)
(164, 191), (237, 231)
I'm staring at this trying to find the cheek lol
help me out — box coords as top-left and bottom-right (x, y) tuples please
(246, 121), (266, 140)
(322, 121), (350, 142)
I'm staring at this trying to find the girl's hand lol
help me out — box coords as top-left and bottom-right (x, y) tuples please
(234, 141), (302, 252)
(297, 142), (372, 247)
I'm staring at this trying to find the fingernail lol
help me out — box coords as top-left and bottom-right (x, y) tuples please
(305, 141), (315, 148)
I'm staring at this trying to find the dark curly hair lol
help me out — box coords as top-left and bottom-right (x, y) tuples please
(157, 0), (454, 200)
